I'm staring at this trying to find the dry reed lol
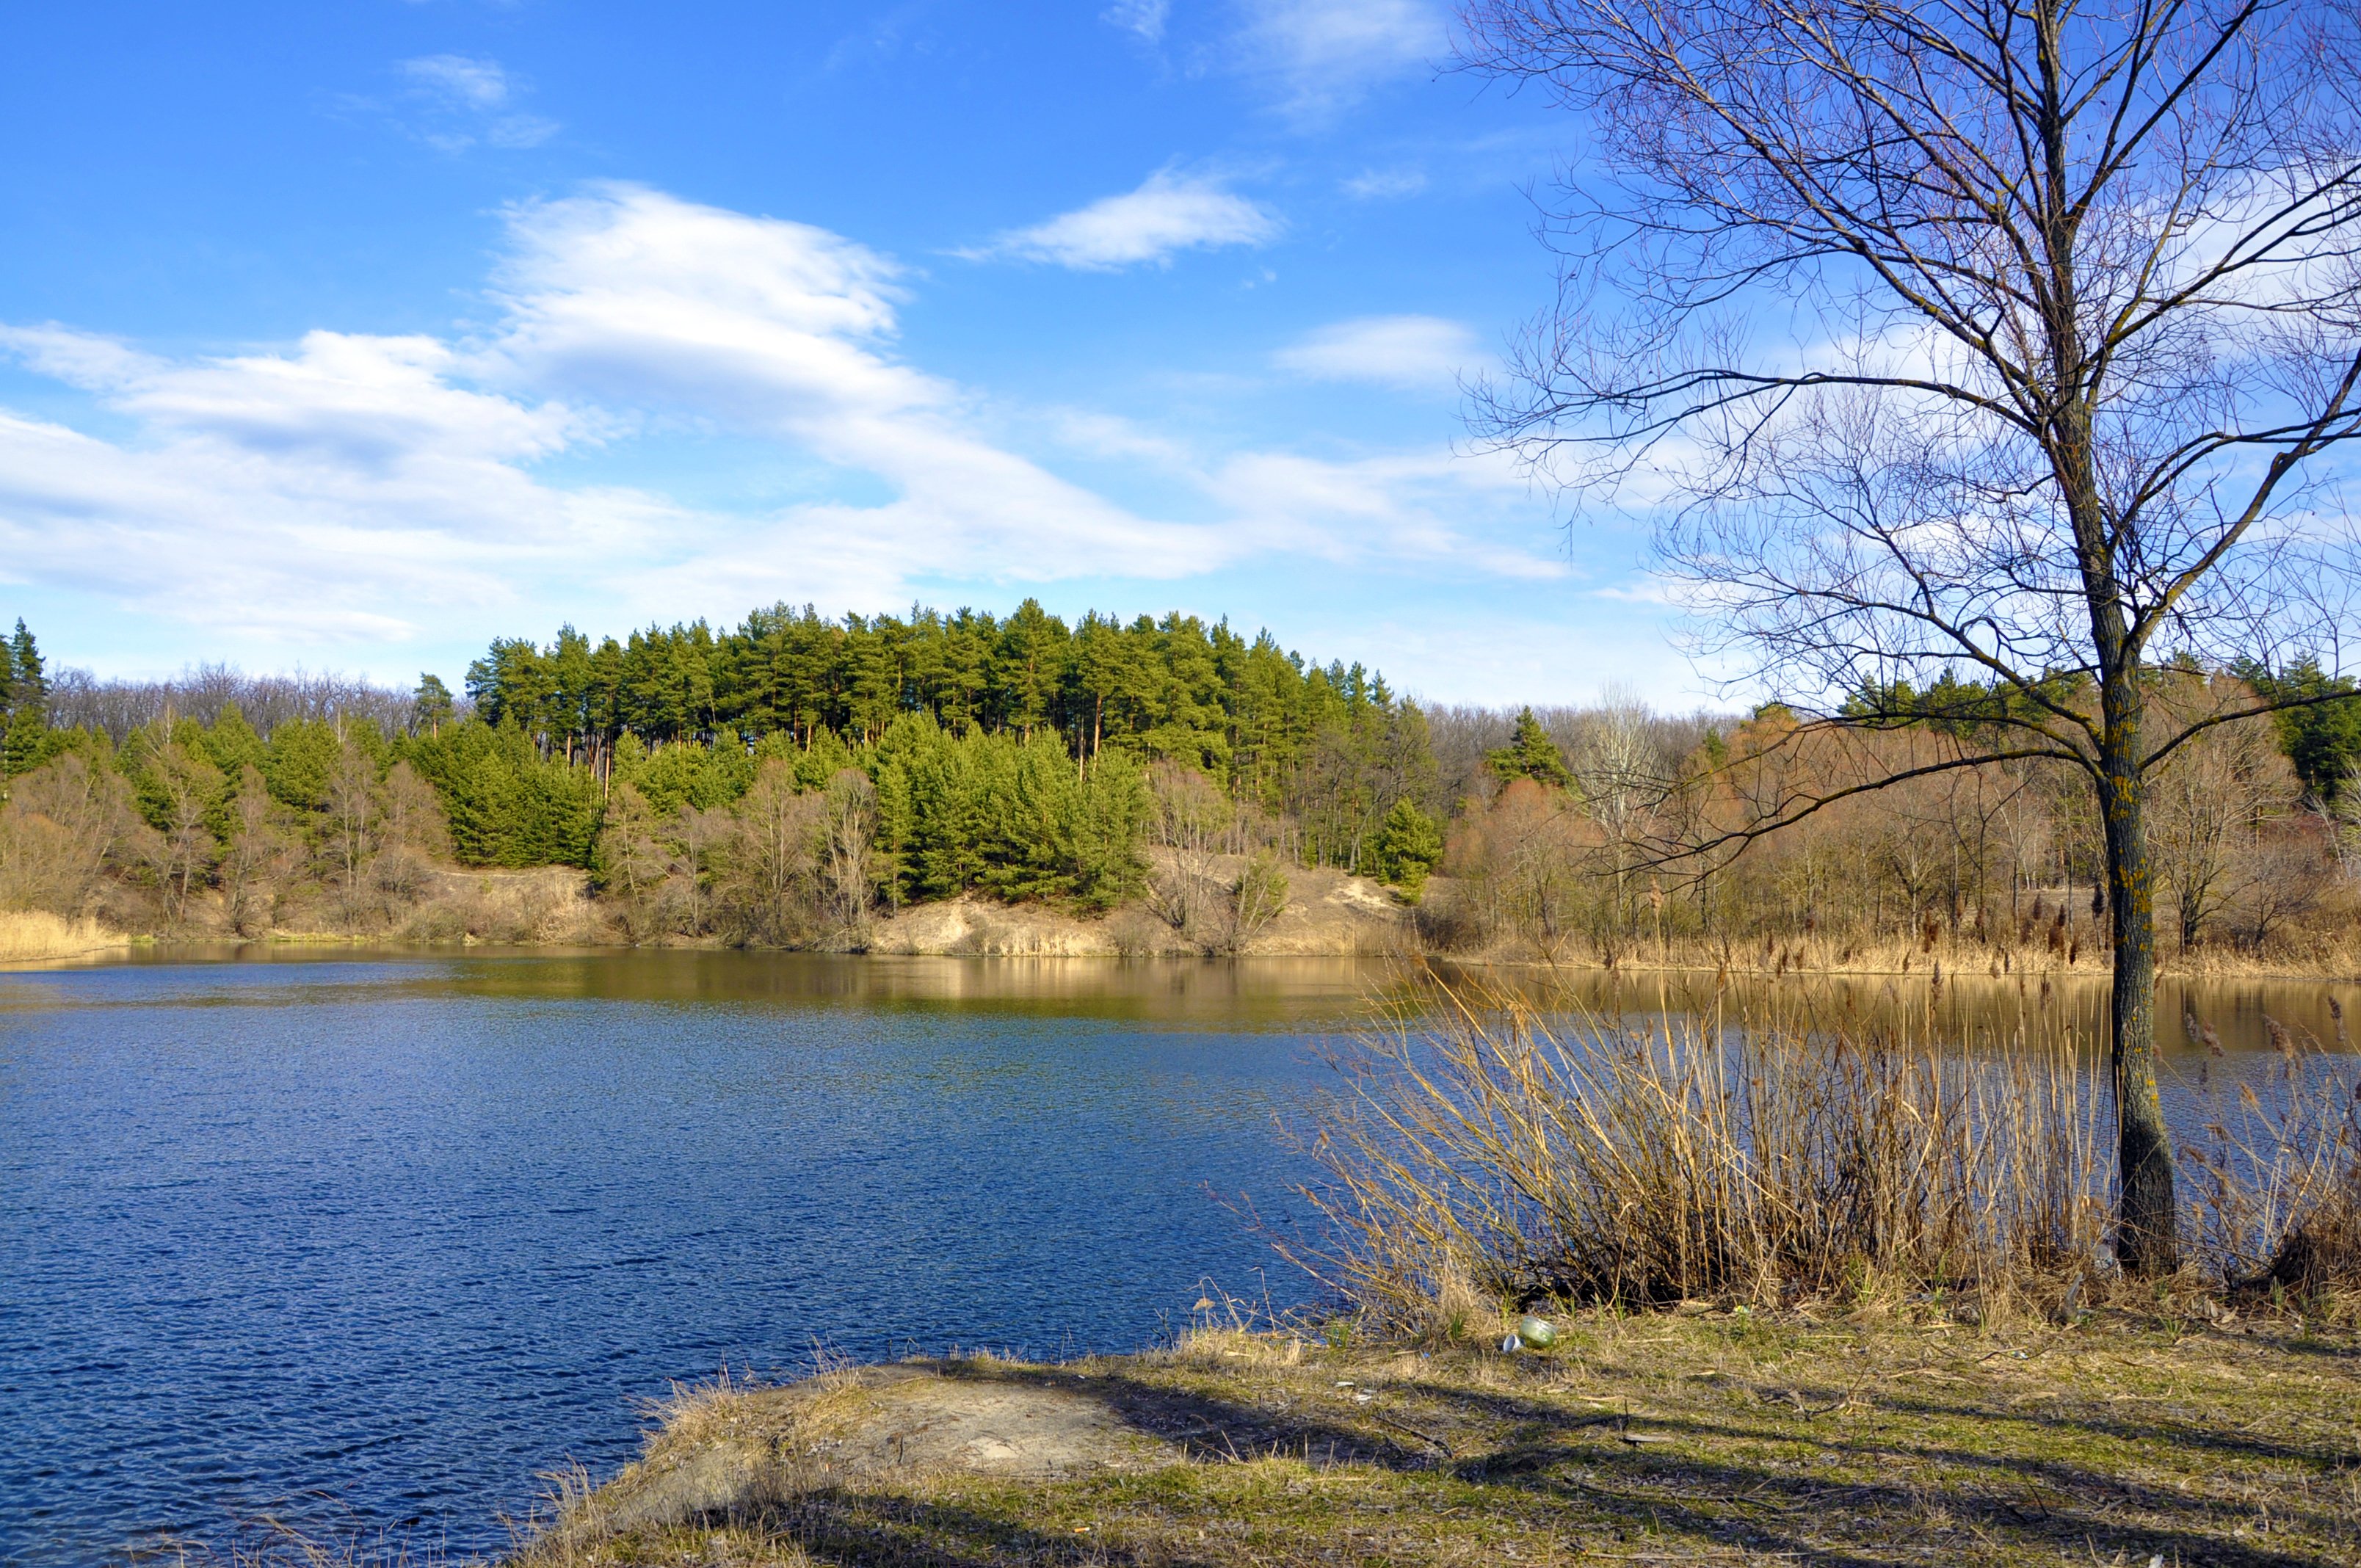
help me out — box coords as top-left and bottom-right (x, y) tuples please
(2181, 1011), (2361, 1297)
(1479, 927), (2361, 983)
(1284, 975), (2361, 1332)
(0, 909), (130, 963)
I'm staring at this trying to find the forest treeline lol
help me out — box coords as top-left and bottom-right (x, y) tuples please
(1437, 668), (2361, 966)
(1, 604), (1440, 945)
(7, 606), (2361, 961)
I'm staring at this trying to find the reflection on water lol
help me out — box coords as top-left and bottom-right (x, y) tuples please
(1451, 963), (2361, 1060)
(1, 948), (2349, 1566)
(19, 946), (1410, 1023)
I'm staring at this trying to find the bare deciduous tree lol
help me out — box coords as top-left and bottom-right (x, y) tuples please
(139, 740), (223, 929)
(1465, 0), (2361, 1269)
(321, 736), (381, 929)
(1570, 683), (1669, 936)
(1147, 761), (1236, 939)
(720, 761), (823, 945)
(820, 768), (881, 937)
(2147, 700), (2299, 948)
(597, 783), (670, 940)
(219, 766), (297, 937)
(0, 755), (139, 916)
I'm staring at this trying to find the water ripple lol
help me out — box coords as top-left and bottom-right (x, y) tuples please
(0, 955), (1341, 1564)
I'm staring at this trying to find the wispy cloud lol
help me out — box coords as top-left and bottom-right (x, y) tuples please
(401, 54), (510, 108)
(1101, 0), (1169, 44)
(1234, 0), (1440, 118)
(1342, 165), (1428, 200)
(393, 54), (558, 151)
(1275, 314), (1477, 390)
(1205, 446), (1561, 578)
(976, 169), (1280, 270)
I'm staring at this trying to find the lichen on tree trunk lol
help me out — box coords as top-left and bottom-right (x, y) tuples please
(2100, 692), (2176, 1274)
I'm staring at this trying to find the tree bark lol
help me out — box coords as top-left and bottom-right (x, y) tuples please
(2100, 678), (2177, 1273)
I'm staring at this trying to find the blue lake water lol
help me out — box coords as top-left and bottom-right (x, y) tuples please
(0, 953), (1382, 1565)
(4, 950), (2353, 1565)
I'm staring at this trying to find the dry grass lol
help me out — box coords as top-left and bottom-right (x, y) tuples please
(1279, 978), (2361, 1332)
(2182, 1017), (2361, 1299)
(495, 1304), (2361, 1567)
(0, 908), (131, 964)
(1468, 926), (2361, 981)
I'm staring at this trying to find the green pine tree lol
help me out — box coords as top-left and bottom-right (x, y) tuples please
(1371, 796), (1446, 896)
(7, 620), (43, 716)
(414, 673), (456, 735)
(1, 706), (56, 777)
(1486, 707), (1573, 789)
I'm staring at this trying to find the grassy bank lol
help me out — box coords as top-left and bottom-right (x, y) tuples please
(512, 1304), (2361, 1567)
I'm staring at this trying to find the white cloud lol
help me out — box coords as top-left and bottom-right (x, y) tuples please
(1236, 0), (1440, 117)
(0, 186), (1222, 642)
(1341, 166), (1427, 200)
(1102, 0), (1169, 43)
(0, 324), (164, 389)
(979, 170), (1279, 270)
(479, 186), (1230, 586)
(401, 54), (510, 109)
(0, 185), (1545, 658)
(0, 333), (622, 640)
(485, 115), (560, 150)
(393, 53), (558, 151)
(1275, 315), (1478, 390)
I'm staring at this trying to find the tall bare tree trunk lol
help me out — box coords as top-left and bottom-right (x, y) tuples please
(2100, 680), (2175, 1271)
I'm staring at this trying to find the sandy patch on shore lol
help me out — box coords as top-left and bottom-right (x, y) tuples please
(579, 1363), (1177, 1536)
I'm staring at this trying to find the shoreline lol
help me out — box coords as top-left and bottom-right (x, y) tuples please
(15, 930), (2361, 987)
(503, 1305), (2361, 1567)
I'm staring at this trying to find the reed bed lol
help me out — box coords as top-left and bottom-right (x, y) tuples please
(1285, 976), (2361, 1332)
(2180, 1007), (2361, 1297)
(1493, 927), (2361, 982)
(0, 909), (129, 963)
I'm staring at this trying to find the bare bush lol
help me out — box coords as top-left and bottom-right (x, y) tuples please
(0, 755), (142, 917)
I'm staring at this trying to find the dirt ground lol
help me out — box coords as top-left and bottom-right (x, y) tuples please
(508, 1303), (2361, 1567)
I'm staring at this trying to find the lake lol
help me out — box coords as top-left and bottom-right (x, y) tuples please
(2, 950), (2352, 1565)
(0, 952), (1386, 1565)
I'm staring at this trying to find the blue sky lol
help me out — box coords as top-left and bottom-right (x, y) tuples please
(0, 0), (1697, 707)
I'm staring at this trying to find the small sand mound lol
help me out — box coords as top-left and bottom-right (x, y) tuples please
(813, 1366), (1166, 1479)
